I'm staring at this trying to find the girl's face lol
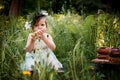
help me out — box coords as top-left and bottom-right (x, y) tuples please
(33, 17), (47, 32)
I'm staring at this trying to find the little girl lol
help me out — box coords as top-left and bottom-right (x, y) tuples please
(22, 11), (64, 73)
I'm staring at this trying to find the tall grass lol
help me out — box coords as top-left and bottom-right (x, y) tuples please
(47, 13), (98, 80)
(0, 16), (27, 79)
(97, 12), (120, 48)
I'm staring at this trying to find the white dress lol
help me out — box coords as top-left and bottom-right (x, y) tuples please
(21, 34), (63, 72)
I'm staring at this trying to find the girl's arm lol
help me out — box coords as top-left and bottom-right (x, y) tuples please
(25, 33), (36, 52)
(41, 33), (56, 51)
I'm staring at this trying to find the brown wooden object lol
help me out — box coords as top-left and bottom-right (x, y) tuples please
(92, 47), (120, 64)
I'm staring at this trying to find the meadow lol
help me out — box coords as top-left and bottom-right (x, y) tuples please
(0, 11), (120, 80)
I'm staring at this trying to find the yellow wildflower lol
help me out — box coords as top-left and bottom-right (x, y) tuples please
(22, 71), (31, 75)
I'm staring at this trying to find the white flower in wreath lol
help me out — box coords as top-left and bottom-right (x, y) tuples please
(25, 21), (31, 30)
(41, 10), (48, 16)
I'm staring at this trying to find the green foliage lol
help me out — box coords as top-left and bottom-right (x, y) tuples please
(97, 12), (120, 48)
(0, 16), (27, 79)
(70, 0), (110, 14)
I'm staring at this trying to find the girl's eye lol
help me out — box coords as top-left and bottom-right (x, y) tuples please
(41, 24), (45, 26)
(35, 25), (39, 27)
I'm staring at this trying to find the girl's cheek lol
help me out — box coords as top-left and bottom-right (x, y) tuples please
(33, 28), (38, 32)
(43, 27), (46, 31)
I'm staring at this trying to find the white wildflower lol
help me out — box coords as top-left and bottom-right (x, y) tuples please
(41, 10), (48, 16)
(25, 21), (31, 30)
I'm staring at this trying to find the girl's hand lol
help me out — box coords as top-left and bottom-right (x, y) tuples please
(30, 33), (37, 41)
(31, 28), (46, 39)
(35, 29), (45, 38)
(37, 29), (44, 35)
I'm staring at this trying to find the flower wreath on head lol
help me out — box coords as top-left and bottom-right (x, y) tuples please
(25, 10), (48, 30)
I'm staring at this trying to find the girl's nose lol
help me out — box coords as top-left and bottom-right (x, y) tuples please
(38, 26), (42, 29)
